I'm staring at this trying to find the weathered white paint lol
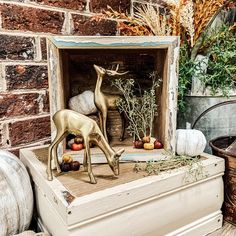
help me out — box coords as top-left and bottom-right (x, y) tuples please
(0, 150), (33, 236)
(166, 42), (179, 151)
(20, 145), (224, 236)
(49, 36), (179, 49)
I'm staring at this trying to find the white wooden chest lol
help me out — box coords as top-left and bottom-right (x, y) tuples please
(20, 146), (224, 236)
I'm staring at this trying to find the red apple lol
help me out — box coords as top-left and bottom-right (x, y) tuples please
(71, 143), (83, 151)
(133, 140), (144, 149)
(70, 161), (80, 171)
(154, 140), (163, 149)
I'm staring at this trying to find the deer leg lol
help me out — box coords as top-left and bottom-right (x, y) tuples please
(102, 110), (109, 142)
(120, 111), (126, 141)
(98, 111), (103, 133)
(53, 132), (67, 173)
(47, 144), (54, 181)
(84, 137), (96, 184)
(83, 148), (88, 172)
(47, 131), (66, 180)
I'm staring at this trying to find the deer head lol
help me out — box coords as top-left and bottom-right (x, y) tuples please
(94, 64), (106, 76)
(110, 148), (125, 176)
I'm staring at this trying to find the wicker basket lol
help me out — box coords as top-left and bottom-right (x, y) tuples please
(210, 136), (236, 224)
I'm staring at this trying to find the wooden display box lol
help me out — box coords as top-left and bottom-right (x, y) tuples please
(20, 146), (224, 236)
(47, 36), (179, 155)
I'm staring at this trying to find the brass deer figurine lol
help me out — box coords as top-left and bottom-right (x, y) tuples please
(94, 64), (128, 142)
(47, 109), (125, 184)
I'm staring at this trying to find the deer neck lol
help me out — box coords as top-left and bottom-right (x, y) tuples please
(95, 75), (103, 97)
(97, 134), (115, 163)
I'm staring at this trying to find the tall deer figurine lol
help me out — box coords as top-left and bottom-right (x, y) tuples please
(94, 64), (128, 142)
(47, 109), (125, 184)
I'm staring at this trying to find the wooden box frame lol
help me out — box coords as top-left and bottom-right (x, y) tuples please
(47, 36), (179, 154)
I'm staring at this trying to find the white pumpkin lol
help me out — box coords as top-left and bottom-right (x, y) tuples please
(0, 150), (33, 236)
(14, 230), (50, 236)
(68, 90), (97, 115)
(176, 129), (206, 157)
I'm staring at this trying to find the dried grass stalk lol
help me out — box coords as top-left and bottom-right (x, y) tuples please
(229, 22), (236, 30)
(162, 0), (183, 36)
(180, 0), (195, 46)
(193, 0), (227, 42)
(162, 0), (195, 45)
(103, 6), (153, 36)
(161, 0), (179, 6)
(118, 21), (152, 36)
(134, 4), (172, 36)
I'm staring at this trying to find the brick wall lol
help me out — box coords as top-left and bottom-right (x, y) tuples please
(0, 0), (152, 155)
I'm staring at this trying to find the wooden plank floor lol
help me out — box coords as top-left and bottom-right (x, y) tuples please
(208, 222), (236, 235)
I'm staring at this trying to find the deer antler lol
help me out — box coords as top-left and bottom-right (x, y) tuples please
(110, 63), (119, 72)
(106, 64), (129, 76)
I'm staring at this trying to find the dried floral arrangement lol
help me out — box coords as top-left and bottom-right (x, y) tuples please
(97, 1), (236, 110)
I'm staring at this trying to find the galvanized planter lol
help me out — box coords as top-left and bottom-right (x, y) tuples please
(177, 95), (236, 153)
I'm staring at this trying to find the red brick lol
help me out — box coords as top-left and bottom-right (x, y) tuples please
(0, 93), (40, 119)
(72, 14), (117, 35)
(9, 116), (51, 146)
(1, 4), (65, 34)
(90, 0), (131, 13)
(40, 38), (47, 60)
(6, 65), (48, 90)
(30, 0), (86, 11)
(0, 35), (35, 60)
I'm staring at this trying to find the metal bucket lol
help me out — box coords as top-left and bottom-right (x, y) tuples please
(177, 96), (236, 153)
(210, 136), (236, 224)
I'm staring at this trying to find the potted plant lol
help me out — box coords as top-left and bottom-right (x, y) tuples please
(112, 72), (162, 149)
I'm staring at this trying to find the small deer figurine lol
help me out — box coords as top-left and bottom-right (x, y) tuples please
(47, 109), (125, 184)
(94, 64), (128, 142)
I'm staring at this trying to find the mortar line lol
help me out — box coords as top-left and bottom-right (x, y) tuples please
(0, 61), (48, 65)
(34, 36), (42, 62)
(0, 63), (7, 92)
(0, 113), (51, 124)
(5, 123), (10, 148)
(5, 137), (51, 151)
(0, 88), (48, 94)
